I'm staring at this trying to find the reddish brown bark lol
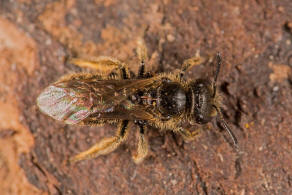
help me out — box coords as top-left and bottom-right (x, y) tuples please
(0, 0), (291, 194)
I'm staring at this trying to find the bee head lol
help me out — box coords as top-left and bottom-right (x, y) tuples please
(189, 53), (238, 148)
(189, 79), (216, 124)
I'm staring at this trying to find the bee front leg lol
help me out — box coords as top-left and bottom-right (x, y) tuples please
(179, 56), (205, 79)
(176, 127), (201, 142)
(132, 121), (149, 164)
(69, 120), (130, 164)
(69, 56), (130, 79)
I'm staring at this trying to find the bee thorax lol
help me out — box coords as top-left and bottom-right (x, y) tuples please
(157, 82), (186, 117)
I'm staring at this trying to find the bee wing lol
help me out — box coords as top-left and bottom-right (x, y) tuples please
(37, 74), (161, 124)
(99, 76), (162, 106)
(83, 104), (156, 123)
(37, 84), (95, 124)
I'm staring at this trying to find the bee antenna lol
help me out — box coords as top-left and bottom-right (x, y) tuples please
(212, 52), (222, 97)
(213, 105), (238, 149)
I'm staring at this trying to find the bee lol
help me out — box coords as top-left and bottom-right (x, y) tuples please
(37, 40), (238, 164)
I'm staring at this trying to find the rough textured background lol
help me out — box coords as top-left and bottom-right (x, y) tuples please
(0, 0), (292, 194)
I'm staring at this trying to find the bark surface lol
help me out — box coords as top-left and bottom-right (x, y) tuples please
(0, 0), (291, 194)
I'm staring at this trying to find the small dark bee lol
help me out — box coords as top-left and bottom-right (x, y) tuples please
(37, 39), (238, 164)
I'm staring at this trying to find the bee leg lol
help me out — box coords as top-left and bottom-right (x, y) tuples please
(133, 121), (149, 164)
(179, 56), (205, 79)
(136, 38), (149, 78)
(69, 56), (130, 79)
(176, 127), (201, 142)
(69, 120), (129, 163)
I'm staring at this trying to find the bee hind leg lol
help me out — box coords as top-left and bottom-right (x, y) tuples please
(136, 38), (153, 78)
(69, 120), (130, 164)
(132, 121), (149, 164)
(68, 56), (130, 79)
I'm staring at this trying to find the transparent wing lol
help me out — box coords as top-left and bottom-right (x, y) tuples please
(81, 104), (156, 125)
(37, 84), (95, 124)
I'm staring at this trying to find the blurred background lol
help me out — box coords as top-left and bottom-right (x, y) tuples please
(0, 0), (291, 194)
